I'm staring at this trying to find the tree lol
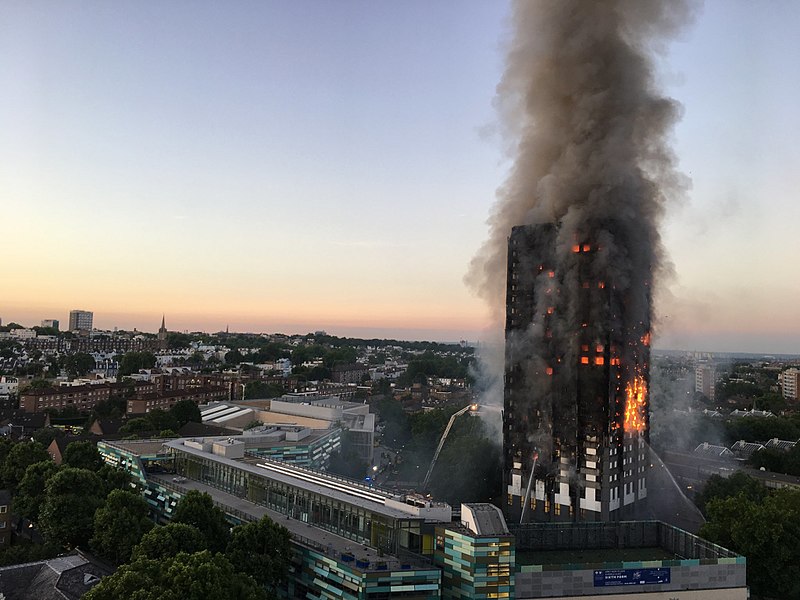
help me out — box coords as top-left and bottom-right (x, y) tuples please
(119, 418), (154, 436)
(117, 352), (157, 377)
(166, 332), (191, 350)
(226, 516), (291, 590)
(171, 490), (230, 552)
(84, 551), (266, 600)
(28, 378), (53, 391)
(694, 472), (768, 515)
(97, 463), (133, 496)
(244, 381), (284, 399)
(62, 352), (96, 378)
(701, 489), (800, 599)
(429, 436), (501, 504)
(33, 426), (65, 447)
(374, 397), (411, 446)
(40, 468), (106, 548)
(145, 409), (179, 432)
(63, 441), (104, 471)
(132, 523), (207, 561)
(13, 460), (59, 522)
(169, 399), (201, 427)
(224, 349), (244, 365)
(0, 437), (13, 466)
(90, 490), (154, 564)
(1, 441), (50, 490)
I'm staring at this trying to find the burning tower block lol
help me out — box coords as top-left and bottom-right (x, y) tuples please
(503, 224), (651, 523)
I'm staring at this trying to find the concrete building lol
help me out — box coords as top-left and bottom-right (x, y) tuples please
(96, 438), (747, 599)
(40, 319), (59, 330)
(512, 521), (746, 599)
(503, 224), (650, 524)
(20, 381), (155, 413)
(236, 395), (376, 468)
(0, 376), (18, 405)
(126, 386), (228, 415)
(0, 489), (11, 548)
(436, 504), (515, 599)
(68, 309), (93, 331)
(695, 363), (716, 401)
(10, 328), (36, 340)
(780, 367), (800, 401)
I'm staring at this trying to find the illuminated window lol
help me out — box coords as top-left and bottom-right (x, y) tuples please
(544, 500), (550, 513)
(595, 357), (605, 366)
(582, 244), (591, 252)
(554, 503), (561, 516)
(598, 281), (605, 289)
(545, 367), (553, 376)
(581, 357), (589, 365)
(581, 344), (589, 352)
(530, 497), (536, 509)
(548, 270), (555, 278)
(596, 344), (604, 352)
(572, 245), (580, 253)
(507, 494), (513, 505)
(547, 307), (554, 315)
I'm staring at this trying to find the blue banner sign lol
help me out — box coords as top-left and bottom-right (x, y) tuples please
(593, 567), (670, 587)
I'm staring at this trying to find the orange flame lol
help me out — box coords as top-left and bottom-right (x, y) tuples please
(624, 376), (647, 432)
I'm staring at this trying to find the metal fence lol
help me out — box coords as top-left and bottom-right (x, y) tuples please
(509, 520), (739, 560)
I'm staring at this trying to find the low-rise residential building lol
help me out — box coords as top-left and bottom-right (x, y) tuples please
(126, 386), (228, 415)
(19, 381), (155, 413)
(0, 410), (50, 437)
(0, 490), (11, 548)
(331, 363), (370, 384)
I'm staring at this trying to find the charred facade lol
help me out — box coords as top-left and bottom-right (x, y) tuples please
(503, 224), (650, 523)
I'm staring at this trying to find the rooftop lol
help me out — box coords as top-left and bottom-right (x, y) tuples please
(148, 473), (433, 572)
(162, 437), (449, 521)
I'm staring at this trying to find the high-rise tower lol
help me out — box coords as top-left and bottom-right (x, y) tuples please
(68, 310), (93, 332)
(503, 224), (650, 523)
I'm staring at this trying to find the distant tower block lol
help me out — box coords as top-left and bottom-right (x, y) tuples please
(68, 310), (93, 332)
(503, 224), (651, 523)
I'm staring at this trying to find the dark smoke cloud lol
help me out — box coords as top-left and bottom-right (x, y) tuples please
(467, 0), (695, 327)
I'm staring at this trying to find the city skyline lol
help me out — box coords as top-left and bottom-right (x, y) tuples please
(3, 2), (800, 353)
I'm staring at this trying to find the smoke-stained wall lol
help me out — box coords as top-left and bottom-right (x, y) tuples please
(467, 1), (696, 522)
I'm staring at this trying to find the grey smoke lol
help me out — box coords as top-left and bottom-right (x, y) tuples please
(467, 0), (694, 331)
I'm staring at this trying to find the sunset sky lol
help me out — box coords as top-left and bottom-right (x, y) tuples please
(2, 1), (799, 353)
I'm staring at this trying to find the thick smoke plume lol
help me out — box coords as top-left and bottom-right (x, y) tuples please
(468, 1), (694, 389)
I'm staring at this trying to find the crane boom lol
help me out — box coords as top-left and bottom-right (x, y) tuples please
(422, 404), (473, 490)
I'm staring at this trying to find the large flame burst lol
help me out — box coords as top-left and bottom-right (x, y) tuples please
(624, 375), (647, 432)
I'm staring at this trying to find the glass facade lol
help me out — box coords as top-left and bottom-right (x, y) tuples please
(287, 545), (442, 600)
(246, 428), (341, 469)
(173, 447), (423, 554)
(434, 526), (515, 600)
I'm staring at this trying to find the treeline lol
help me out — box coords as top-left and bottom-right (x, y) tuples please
(85, 490), (290, 600)
(1, 436), (290, 599)
(697, 472), (800, 599)
(395, 351), (473, 387)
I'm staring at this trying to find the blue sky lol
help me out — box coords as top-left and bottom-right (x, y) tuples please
(1, 1), (798, 353)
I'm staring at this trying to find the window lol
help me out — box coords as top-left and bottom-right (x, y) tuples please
(0, 506), (6, 514)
